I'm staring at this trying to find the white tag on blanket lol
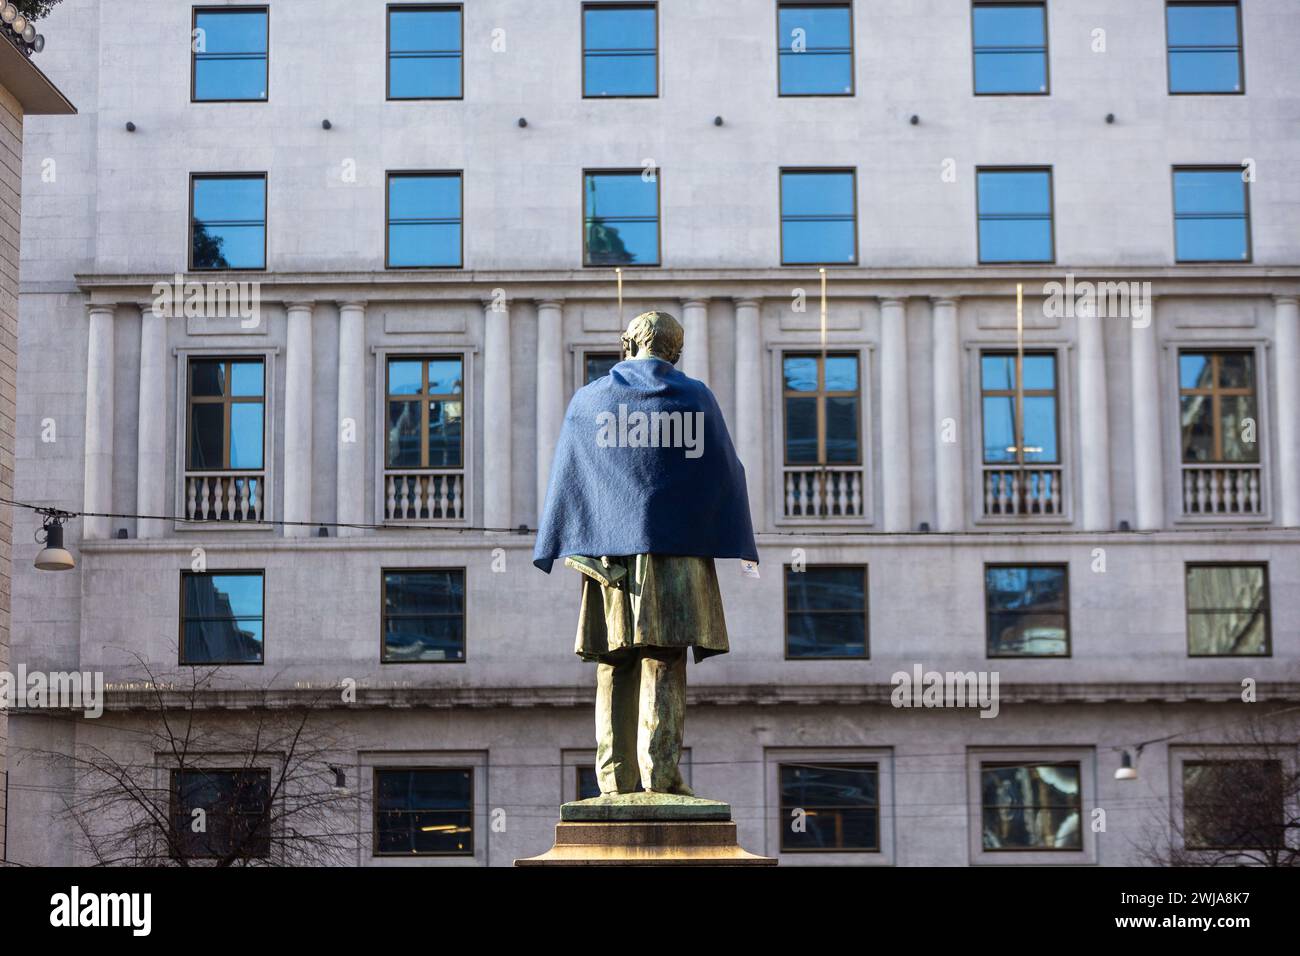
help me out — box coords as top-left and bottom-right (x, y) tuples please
(741, 560), (760, 579)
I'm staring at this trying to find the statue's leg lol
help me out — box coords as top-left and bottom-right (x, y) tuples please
(636, 647), (692, 795)
(594, 651), (640, 794)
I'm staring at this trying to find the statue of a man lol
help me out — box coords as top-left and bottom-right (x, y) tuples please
(533, 311), (758, 796)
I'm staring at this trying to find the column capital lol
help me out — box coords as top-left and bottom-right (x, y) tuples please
(481, 297), (511, 313)
(1274, 294), (1300, 308)
(680, 298), (709, 310)
(85, 303), (116, 317)
(879, 297), (909, 310)
(285, 301), (316, 314)
(733, 298), (762, 310)
(536, 297), (565, 310)
(336, 300), (368, 313)
(929, 296), (960, 308)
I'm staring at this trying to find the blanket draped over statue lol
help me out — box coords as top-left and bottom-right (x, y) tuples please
(532, 357), (759, 573)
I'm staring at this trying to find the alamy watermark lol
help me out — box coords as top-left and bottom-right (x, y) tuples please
(595, 404), (705, 459)
(0, 665), (104, 718)
(891, 664), (1000, 718)
(151, 274), (261, 327)
(1042, 274), (1152, 327)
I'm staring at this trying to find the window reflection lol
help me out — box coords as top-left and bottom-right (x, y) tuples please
(981, 762), (1081, 850)
(779, 763), (879, 851)
(387, 173), (463, 268)
(778, 3), (853, 95)
(583, 3), (657, 96)
(193, 8), (268, 101)
(972, 2), (1048, 94)
(388, 6), (463, 99)
(977, 168), (1053, 263)
(781, 169), (856, 265)
(1173, 168), (1249, 261)
(1167, 2), (1242, 93)
(584, 171), (659, 266)
(191, 175), (266, 270)
(181, 571), (264, 664)
(785, 565), (867, 658)
(1186, 564), (1269, 656)
(374, 768), (474, 856)
(985, 565), (1068, 656)
(382, 569), (465, 662)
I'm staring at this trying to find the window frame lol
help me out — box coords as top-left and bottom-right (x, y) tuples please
(1171, 165), (1252, 264)
(764, 748), (895, 865)
(1176, 348), (1259, 464)
(186, 355), (268, 473)
(168, 766), (274, 861)
(383, 352), (467, 469)
(778, 761), (880, 853)
(385, 3), (465, 102)
(783, 562), (869, 660)
(978, 348), (1061, 467)
(581, 1), (660, 99)
(190, 5), (270, 104)
(1165, 0), (1245, 96)
(974, 165), (1055, 264)
(178, 569), (266, 666)
(581, 167), (662, 268)
(371, 766), (476, 858)
(1168, 746), (1292, 860)
(384, 170), (465, 270)
(188, 172), (268, 272)
(775, 0), (856, 98)
(778, 166), (859, 266)
(781, 350), (863, 468)
(380, 567), (467, 664)
(970, 1), (1050, 97)
(983, 562), (1070, 658)
(966, 747), (1097, 864)
(1184, 561), (1271, 658)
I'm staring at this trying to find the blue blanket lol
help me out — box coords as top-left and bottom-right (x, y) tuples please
(533, 358), (758, 572)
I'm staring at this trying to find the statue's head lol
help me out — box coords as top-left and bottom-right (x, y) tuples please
(621, 310), (684, 365)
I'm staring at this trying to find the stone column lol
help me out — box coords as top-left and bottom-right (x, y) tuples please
(931, 297), (964, 531)
(1077, 311), (1112, 530)
(535, 299), (565, 517)
(733, 298), (765, 528)
(482, 299), (512, 529)
(680, 298), (710, 383)
(136, 303), (167, 538)
(1275, 295), (1300, 526)
(283, 302), (314, 536)
(1130, 300), (1164, 529)
(83, 305), (115, 540)
(336, 301), (366, 535)
(880, 298), (911, 532)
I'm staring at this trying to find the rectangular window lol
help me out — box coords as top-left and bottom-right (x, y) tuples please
(1185, 564), (1270, 656)
(1183, 760), (1283, 849)
(985, 564), (1068, 657)
(785, 565), (867, 658)
(980, 351), (1058, 464)
(981, 762), (1082, 851)
(188, 357), (265, 472)
(381, 569), (466, 662)
(779, 763), (878, 851)
(171, 769), (271, 860)
(582, 3), (657, 97)
(1178, 350), (1258, 463)
(971, 2), (1048, 94)
(780, 168), (857, 265)
(583, 170), (660, 266)
(192, 7), (268, 102)
(387, 5), (463, 99)
(386, 356), (464, 468)
(584, 351), (621, 385)
(374, 768), (474, 856)
(1173, 167), (1250, 262)
(777, 2), (854, 96)
(783, 352), (860, 465)
(180, 571), (264, 665)
(386, 172), (462, 268)
(1167, 2), (1243, 93)
(190, 174), (267, 270)
(976, 167), (1053, 263)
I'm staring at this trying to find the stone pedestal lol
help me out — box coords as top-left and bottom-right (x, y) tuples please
(516, 793), (776, 866)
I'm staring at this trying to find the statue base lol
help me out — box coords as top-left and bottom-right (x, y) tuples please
(515, 793), (776, 866)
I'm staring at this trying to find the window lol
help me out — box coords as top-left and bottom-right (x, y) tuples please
(388, 5), (463, 99)
(190, 174), (267, 270)
(783, 353), (860, 465)
(582, 3), (657, 97)
(779, 763), (878, 851)
(785, 565), (867, 658)
(170, 769), (271, 860)
(1179, 350), (1258, 464)
(577, 766), (644, 799)
(777, 3), (853, 96)
(188, 357), (265, 473)
(583, 170), (660, 266)
(981, 351), (1058, 462)
(1167, 2), (1243, 94)
(1185, 564), (1269, 656)
(386, 172), (462, 268)
(179, 571), (264, 665)
(1183, 760), (1283, 849)
(980, 762), (1082, 851)
(386, 356), (464, 469)
(374, 768), (473, 856)
(192, 7), (268, 102)
(584, 351), (621, 385)
(1173, 167), (1250, 262)
(780, 169), (857, 265)
(381, 569), (466, 662)
(971, 2), (1048, 94)
(985, 564), (1068, 656)
(976, 168), (1053, 263)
